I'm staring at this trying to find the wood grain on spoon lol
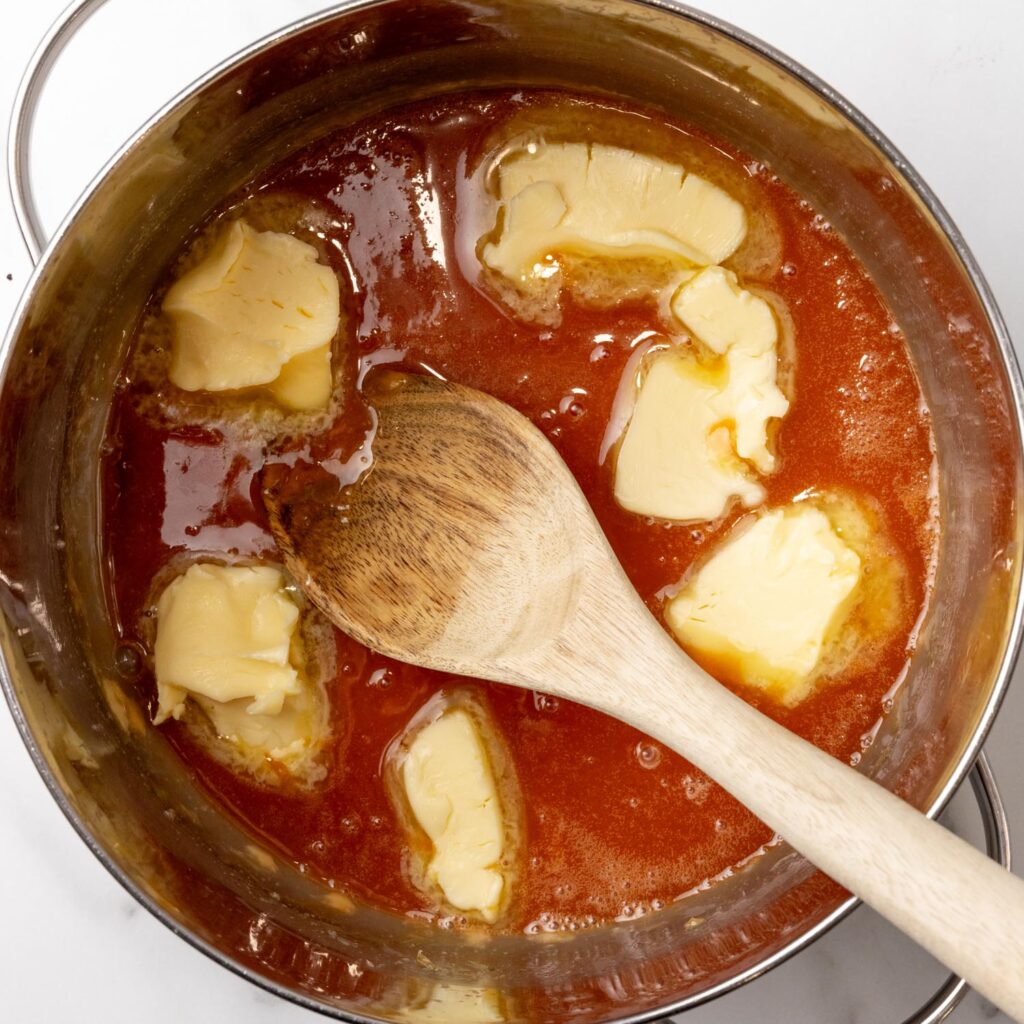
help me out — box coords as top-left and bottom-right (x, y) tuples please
(265, 371), (1024, 1022)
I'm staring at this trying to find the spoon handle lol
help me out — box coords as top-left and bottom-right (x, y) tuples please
(600, 635), (1024, 1021)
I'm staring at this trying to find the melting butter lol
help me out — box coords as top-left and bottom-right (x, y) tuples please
(192, 686), (321, 766)
(613, 350), (765, 522)
(154, 563), (322, 770)
(613, 266), (789, 521)
(482, 142), (746, 283)
(666, 504), (862, 704)
(480, 141), (789, 523)
(402, 709), (507, 922)
(268, 343), (333, 411)
(162, 220), (338, 408)
(671, 266), (788, 473)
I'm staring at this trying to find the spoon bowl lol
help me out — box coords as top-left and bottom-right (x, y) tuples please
(266, 371), (610, 679)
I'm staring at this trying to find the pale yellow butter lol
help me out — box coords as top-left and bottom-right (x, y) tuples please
(482, 142), (746, 282)
(268, 343), (333, 411)
(192, 686), (320, 765)
(614, 351), (765, 522)
(163, 220), (338, 408)
(402, 709), (506, 922)
(666, 505), (861, 704)
(154, 563), (301, 723)
(671, 266), (789, 473)
(613, 266), (790, 521)
(671, 265), (777, 357)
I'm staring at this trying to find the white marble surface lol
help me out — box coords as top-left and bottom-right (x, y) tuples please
(0, 1), (1021, 1021)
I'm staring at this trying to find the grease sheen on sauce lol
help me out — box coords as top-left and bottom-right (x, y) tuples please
(102, 90), (936, 932)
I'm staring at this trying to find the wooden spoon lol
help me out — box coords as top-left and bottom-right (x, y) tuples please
(266, 371), (1024, 1021)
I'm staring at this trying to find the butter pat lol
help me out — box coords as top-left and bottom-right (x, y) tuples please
(671, 265), (776, 356)
(614, 351), (765, 521)
(154, 563), (301, 724)
(402, 709), (506, 922)
(613, 266), (790, 522)
(163, 220), (338, 408)
(268, 344), (333, 411)
(671, 266), (788, 473)
(193, 685), (321, 766)
(666, 505), (861, 704)
(482, 142), (746, 282)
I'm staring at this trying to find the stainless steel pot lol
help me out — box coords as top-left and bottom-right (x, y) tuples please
(3, 1), (1022, 1022)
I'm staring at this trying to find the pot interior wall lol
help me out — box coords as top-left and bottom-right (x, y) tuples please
(0, 1), (1020, 1021)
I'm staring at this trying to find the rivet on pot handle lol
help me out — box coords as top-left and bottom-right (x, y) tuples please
(7, 0), (111, 264)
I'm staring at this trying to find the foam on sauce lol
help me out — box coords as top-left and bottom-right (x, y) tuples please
(102, 90), (937, 931)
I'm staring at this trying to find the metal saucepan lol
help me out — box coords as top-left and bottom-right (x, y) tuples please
(2, 1), (1021, 1021)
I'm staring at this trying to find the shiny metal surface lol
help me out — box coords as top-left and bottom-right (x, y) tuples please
(6, 0), (111, 260)
(1, 1), (1022, 1022)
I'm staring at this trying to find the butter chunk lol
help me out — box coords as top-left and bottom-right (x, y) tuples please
(613, 267), (790, 523)
(154, 563), (302, 724)
(672, 265), (777, 356)
(672, 266), (789, 473)
(402, 709), (506, 922)
(614, 350), (765, 522)
(666, 505), (861, 704)
(483, 142), (746, 282)
(193, 684), (320, 765)
(269, 344), (333, 411)
(163, 220), (338, 403)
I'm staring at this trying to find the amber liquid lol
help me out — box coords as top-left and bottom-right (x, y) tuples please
(102, 90), (936, 933)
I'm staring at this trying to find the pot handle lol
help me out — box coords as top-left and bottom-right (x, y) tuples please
(897, 751), (1012, 1024)
(7, 0), (111, 263)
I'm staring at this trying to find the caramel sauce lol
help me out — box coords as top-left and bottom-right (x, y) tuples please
(102, 90), (936, 932)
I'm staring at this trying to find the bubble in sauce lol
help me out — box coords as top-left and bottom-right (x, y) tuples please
(683, 774), (711, 803)
(634, 741), (663, 770)
(366, 667), (393, 689)
(558, 388), (587, 418)
(533, 693), (559, 713)
(114, 643), (143, 678)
